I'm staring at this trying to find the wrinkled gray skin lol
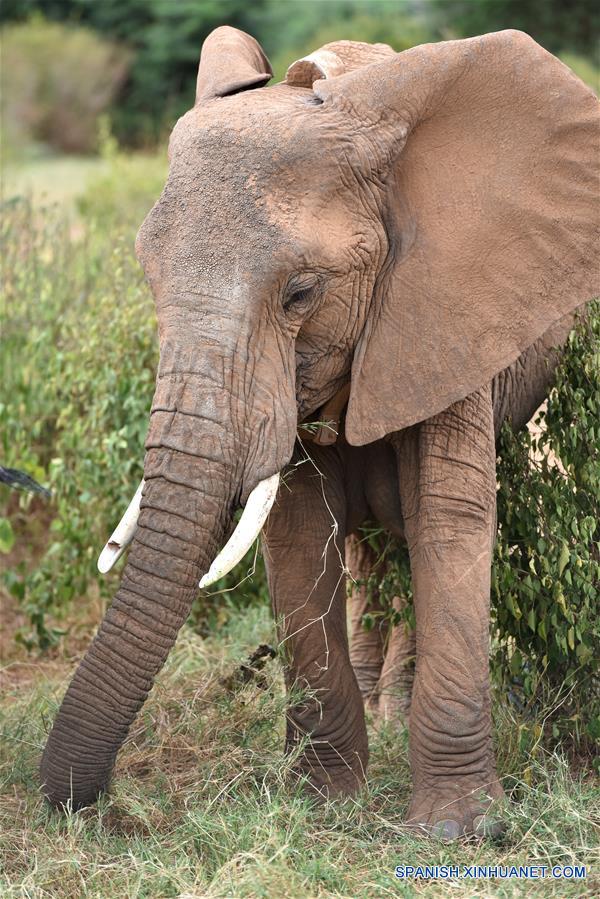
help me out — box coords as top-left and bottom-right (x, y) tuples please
(40, 28), (598, 841)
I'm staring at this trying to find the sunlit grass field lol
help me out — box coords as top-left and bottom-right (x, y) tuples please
(1, 154), (598, 898)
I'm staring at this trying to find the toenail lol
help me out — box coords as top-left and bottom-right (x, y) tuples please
(432, 818), (461, 841)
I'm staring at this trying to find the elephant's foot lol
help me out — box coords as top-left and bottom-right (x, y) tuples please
(287, 732), (368, 800)
(406, 774), (506, 841)
(296, 761), (367, 801)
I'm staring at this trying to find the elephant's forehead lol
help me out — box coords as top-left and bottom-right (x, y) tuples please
(140, 89), (359, 275)
(168, 92), (343, 200)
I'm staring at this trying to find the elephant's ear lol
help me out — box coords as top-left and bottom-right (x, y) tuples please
(196, 26), (272, 104)
(314, 31), (599, 445)
(286, 40), (395, 85)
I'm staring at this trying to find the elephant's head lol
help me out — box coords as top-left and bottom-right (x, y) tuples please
(41, 27), (598, 808)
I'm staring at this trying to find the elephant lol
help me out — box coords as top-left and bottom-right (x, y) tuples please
(40, 26), (599, 840)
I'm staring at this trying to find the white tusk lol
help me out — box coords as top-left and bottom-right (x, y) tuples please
(98, 479), (145, 574)
(199, 473), (280, 588)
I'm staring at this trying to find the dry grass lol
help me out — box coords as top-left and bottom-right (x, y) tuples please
(1, 599), (598, 898)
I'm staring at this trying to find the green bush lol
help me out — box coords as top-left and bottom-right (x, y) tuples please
(492, 306), (600, 752)
(1, 1), (268, 146)
(1, 18), (130, 154)
(357, 308), (600, 752)
(1, 154), (159, 646)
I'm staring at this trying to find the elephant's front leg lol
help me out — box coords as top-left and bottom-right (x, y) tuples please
(262, 445), (368, 798)
(393, 386), (505, 840)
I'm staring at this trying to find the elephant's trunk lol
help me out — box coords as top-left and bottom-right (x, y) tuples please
(40, 369), (247, 808)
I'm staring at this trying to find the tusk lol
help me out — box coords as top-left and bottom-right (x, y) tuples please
(199, 473), (280, 588)
(98, 479), (145, 574)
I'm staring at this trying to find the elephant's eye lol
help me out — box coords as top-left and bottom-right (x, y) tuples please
(285, 286), (312, 309)
(283, 276), (319, 313)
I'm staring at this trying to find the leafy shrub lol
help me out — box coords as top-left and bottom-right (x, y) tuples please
(1, 18), (130, 154)
(493, 306), (600, 752)
(1, 1), (268, 146)
(1, 166), (157, 646)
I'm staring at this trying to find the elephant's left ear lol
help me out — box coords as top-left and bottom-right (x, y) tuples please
(314, 31), (599, 445)
(286, 39), (395, 85)
(196, 26), (272, 104)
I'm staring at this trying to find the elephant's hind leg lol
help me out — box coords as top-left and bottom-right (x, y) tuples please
(347, 534), (415, 725)
(346, 533), (387, 712)
(378, 596), (415, 725)
(262, 445), (368, 799)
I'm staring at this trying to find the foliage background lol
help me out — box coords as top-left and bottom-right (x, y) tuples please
(1, 0), (598, 827)
(2, 0), (599, 149)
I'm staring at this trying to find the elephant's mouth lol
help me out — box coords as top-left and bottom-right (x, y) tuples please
(97, 384), (353, 585)
(98, 472), (281, 588)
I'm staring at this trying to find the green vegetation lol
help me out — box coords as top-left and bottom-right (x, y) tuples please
(1, 149), (265, 652)
(493, 309), (600, 755)
(1, 19), (129, 156)
(1, 156), (161, 650)
(2, 1), (598, 148)
(357, 307), (600, 755)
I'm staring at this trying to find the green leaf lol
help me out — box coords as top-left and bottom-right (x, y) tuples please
(510, 648), (523, 676)
(558, 542), (570, 576)
(0, 518), (15, 554)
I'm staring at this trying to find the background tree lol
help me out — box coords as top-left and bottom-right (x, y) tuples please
(3, 0), (597, 145)
(432, 0), (599, 57)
